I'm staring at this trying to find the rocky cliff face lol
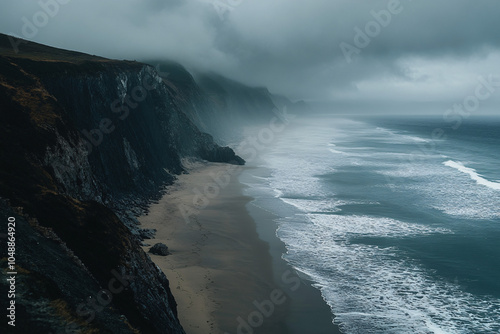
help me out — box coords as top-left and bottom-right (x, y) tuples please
(0, 32), (304, 333)
(143, 61), (302, 144)
(194, 72), (299, 137)
(0, 34), (245, 334)
(39, 61), (243, 197)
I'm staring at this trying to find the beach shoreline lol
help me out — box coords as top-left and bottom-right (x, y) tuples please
(240, 165), (341, 334)
(139, 160), (339, 334)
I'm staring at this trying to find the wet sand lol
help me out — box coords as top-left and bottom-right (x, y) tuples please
(139, 161), (287, 333)
(139, 161), (340, 334)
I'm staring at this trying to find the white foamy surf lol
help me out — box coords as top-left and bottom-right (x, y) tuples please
(242, 115), (500, 333)
(277, 213), (500, 334)
(444, 160), (500, 191)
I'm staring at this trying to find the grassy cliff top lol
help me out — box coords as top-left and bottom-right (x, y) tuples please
(0, 33), (141, 68)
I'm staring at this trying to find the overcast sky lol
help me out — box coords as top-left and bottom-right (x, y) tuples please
(2, 0), (500, 113)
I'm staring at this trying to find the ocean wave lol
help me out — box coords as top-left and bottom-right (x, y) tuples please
(257, 116), (500, 332)
(376, 127), (431, 143)
(280, 198), (358, 213)
(277, 214), (500, 334)
(308, 214), (452, 239)
(328, 148), (347, 154)
(443, 160), (500, 191)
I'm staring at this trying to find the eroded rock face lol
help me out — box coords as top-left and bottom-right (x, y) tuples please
(0, 200), (138, 334)
(0, 199), (183, 334)
(1, 31), (301, 334)
(140, 228), (157, 240)
(40, 62), (244, 201)
(0, 34), (246, 334)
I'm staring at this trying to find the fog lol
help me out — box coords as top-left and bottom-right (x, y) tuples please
(2, 0), (500, 114)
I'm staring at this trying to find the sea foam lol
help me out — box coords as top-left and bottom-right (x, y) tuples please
(444, 160), (500, 191)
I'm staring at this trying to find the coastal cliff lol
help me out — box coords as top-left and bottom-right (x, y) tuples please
(0, 33), (245, 334)
(0, 33), (299, 333)
(144, 60), (303, 144)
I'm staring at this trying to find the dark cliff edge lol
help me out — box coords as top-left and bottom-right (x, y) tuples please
(0, 34), (247, 334)
(0, 33), (305, 333)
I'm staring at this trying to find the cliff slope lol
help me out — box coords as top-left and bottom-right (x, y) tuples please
(144, 60), (303, 144)
(0, 34), (243, 333)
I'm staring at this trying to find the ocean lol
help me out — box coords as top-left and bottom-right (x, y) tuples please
(240, 114), (500, 334)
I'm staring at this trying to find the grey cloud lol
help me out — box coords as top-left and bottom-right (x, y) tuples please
(1, 0), (499, 112)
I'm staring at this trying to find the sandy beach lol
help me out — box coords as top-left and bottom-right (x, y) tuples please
(139, 161), (288, 334)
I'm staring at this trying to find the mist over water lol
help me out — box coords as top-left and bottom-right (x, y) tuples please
(241, 114), (500, 333)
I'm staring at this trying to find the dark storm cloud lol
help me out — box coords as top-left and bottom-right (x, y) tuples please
(2, 0), (500, 110)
